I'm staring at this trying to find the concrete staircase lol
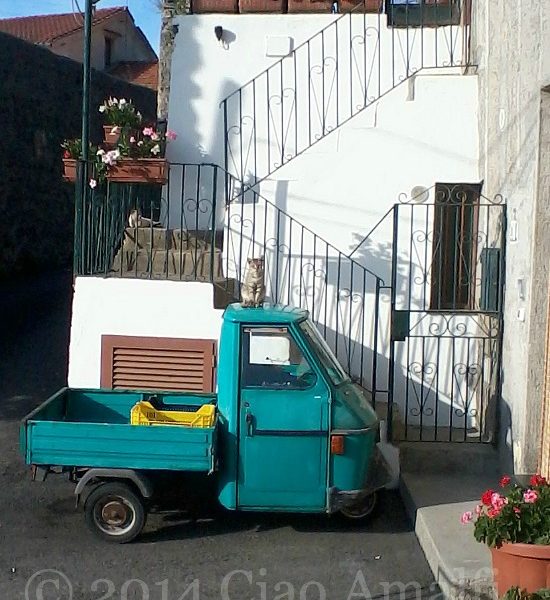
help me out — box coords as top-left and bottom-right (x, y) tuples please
(399, 442), (501, 600)
(111, 227), (222, 280)
(110, 227), (239, 308)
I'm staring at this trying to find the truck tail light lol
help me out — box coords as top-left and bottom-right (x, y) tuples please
(331, 435), (345, 455)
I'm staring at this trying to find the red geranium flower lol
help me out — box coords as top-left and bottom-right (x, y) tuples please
(481, 489), (494, 506)
(499, 475), (511, 488)
(530, 474), (547, 487)
(63, 150), (71, 159)
(487, 507), (500, 519)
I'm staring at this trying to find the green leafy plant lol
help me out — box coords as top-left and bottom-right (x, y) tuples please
(61, 138), (84, 159)
(116, 126), (177, 159)
(502, 587), (550, 600)
(461, 475), (550, 548)
(99, 97), (143, 128)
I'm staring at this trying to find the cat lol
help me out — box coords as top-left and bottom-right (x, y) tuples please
(128, 209), (161, 228)
(241, 257), (265, 308)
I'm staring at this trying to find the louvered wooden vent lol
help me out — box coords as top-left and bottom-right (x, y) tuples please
(100, 336), (217, 392)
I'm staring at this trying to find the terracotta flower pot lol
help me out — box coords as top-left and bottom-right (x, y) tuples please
(338, 0), (382, 12)
(103, 125), (122, 145)
(62, 158), (77, 182)
(491, 544), (550, 595)
(107, 158), (168, 184)
(192, 0), (239, 12)
(239, 0), (286, 12)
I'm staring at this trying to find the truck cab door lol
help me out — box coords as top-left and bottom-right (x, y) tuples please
(237, 325), (329, 511)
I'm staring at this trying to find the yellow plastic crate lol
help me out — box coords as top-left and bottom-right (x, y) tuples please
(130, 401), (216, 428)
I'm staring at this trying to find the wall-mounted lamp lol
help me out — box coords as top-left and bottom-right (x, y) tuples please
(214, 26), (224, 43)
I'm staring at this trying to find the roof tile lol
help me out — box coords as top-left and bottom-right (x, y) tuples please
(0, 7), (126, 44)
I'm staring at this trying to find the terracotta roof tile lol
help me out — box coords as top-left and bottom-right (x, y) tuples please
(109, 61), (159, 90)
(0, 7), (126, 45)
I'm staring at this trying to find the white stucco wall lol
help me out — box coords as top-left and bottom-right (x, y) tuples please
(166, 13), (478, 254)
(163, 13), (480, 431)
(472, 1), (550, 472)
(68, 277), (224, 388)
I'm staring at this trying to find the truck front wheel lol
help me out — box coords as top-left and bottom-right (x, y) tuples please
(84, 482), (147, 543)
(339, 491), (377, 521)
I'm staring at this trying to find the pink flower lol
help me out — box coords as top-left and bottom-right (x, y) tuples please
(491, 492), (508, 511)
(166, 129), (177, 141)
(130, 136), (136, 143)
(151, 132), (160, 141)
(460, 511), (473, 524)
(89, 178), (97, 189)
(513, 507), (521, 514)
(488, 508), (500, 519)
(475, 505), (483, 516)
(523, 489), (538, 504)
(142, 127), (154, 136)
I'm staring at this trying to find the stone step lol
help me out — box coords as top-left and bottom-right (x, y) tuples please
(113, 248), (224, 281)
(122, 227), (217, 252)
(399, 472), (496, 600)
(399, 441), (501, 477)
(213, 278), (240, 309)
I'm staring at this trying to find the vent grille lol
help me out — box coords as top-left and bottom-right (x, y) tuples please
(101, 336), (216, 392)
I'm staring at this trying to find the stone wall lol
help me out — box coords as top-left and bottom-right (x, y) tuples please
(0, 32), (156, 279)
(471, 3), (550, 473)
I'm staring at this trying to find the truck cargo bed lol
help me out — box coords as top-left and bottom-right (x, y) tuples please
(21, 388), (217, 472)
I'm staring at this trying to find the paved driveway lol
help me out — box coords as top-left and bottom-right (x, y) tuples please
(0, 272), (437, 600)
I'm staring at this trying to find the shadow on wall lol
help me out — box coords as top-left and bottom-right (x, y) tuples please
(165, 21), (242, 227)
(0, 32), (156, 280)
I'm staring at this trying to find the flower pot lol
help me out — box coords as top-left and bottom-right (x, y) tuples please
(287, 0), (331, 12)
(491, 544), (550, 595)
(107, 159), (168, 184)
(239, 0), (286, 12)
(192, 0), (239, 12)
(103, 125), (121, 145)
(62, 158), (77, 182)
(338, 0), (382, 12)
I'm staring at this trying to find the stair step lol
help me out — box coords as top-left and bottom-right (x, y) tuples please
(122, 227), (216, 252)
(113, 248), (224, 281)
(399, 441), (500, 477)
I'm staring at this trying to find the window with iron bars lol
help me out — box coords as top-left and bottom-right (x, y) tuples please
(430, 182), (481, 311)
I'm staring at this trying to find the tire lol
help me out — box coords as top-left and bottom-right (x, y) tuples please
(84, 481), (147, 543)
(339, 491), (377, 521)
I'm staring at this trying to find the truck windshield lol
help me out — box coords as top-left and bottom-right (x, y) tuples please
(299, 320), (349, 386)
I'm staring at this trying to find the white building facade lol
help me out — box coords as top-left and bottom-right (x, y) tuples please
(68, 1), (550, 473)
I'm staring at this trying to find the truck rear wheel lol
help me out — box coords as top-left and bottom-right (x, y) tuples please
(84, 482), (146, 543)
(339, 491), (377, 521)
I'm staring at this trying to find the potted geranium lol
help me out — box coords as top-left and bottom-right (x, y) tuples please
(102, 125), (177, 184)
(61, 138), (105, 186)
(98, 97), (143, 145)
(461, 475), (550, 595)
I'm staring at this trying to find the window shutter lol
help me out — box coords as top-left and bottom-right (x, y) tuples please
(100, 336), (217, 392)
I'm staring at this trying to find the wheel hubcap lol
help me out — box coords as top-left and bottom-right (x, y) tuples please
(94, 495), (137, 536)
(102, 501), (129, 527)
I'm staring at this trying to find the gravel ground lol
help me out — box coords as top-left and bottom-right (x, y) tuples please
(0, 272), (437, 600)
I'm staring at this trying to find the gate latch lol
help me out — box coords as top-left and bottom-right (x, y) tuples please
(391, 310), (410, 341)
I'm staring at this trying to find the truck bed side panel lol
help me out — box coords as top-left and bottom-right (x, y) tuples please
(26, 421), (216, 471)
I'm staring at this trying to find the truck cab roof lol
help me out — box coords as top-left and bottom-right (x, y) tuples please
(223, 303), (309, 324)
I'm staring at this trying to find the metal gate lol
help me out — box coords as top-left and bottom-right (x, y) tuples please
(386, 184), (506, 442)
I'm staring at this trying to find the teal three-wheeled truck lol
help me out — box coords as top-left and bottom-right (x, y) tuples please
(20, 304), (391, 543)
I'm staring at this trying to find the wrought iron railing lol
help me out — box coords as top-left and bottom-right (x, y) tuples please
(74, 162), (226, 282)
(222, 0), (470, 186)
(348, 184), (506, 442)
(223, 178), (388, 396)
(74, 161), (389, 398)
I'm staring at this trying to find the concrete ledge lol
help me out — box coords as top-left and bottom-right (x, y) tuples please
(401, 472), (496, 600)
